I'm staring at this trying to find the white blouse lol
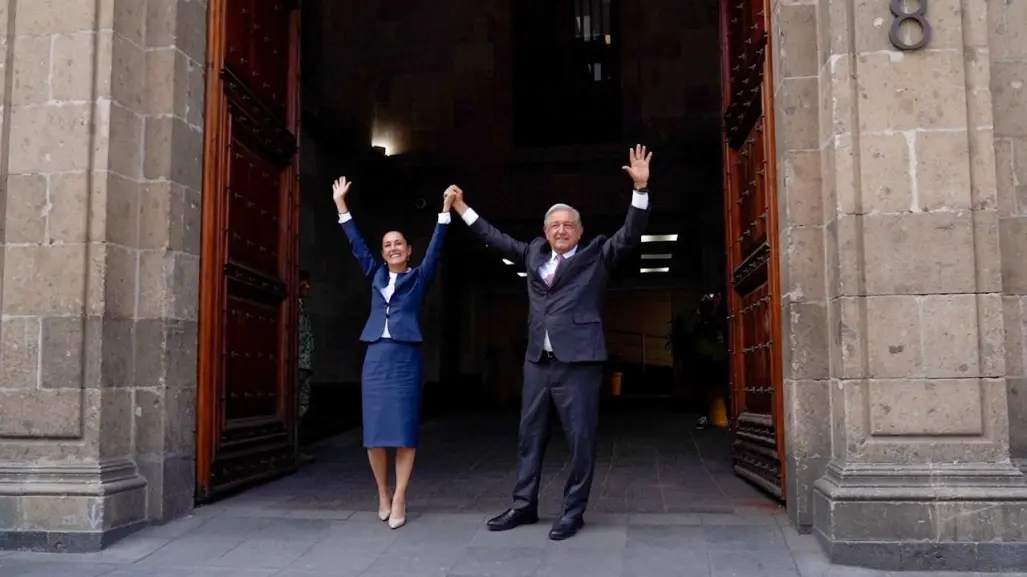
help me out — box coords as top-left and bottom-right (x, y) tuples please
(380, 272), (398, 339)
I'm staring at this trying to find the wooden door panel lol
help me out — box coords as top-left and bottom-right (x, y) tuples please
(224, 296), (281, 420)
(224, 0), (253, 78)
(198, 0), (301, 501)
(227, 141), (281, 276)
(720, 0), (785, 499)
(264, 2), (292, 107)
(246, 1), (291, 111)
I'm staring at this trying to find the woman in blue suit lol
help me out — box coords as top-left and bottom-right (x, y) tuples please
(332, 176), (455, 529)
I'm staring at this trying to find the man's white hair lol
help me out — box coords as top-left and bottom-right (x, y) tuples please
(544, 203), (582, 228)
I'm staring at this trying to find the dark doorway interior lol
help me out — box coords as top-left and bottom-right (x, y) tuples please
(284, 0), (761, 507)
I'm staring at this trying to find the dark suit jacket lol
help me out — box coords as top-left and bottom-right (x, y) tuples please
(468, 201), (650, 363)
(341, 219), (448, 343)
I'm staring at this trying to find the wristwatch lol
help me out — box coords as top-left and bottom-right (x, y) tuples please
(635, 187), (649, 194)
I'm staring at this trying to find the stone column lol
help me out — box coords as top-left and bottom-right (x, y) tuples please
(133, 0), (205, 523)
(771, 0), (832, 531)
(809, 0), (1027, 570)
(0, 0), (204, 551)
(989, 0), (1027, 470)
(0, 0), (147, 550)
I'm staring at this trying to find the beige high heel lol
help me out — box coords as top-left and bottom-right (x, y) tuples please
(378, 494), (392, 521)
(388, 500), (406, 529)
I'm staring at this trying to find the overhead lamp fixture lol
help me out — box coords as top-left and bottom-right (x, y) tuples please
(517, 272), (527, 277)
(640, 267), (670, 273)
(641, 253), (672, 260)
(370, 121), (400, 155)
(641, 234), (678, 243)
(502, 259), (514, 265)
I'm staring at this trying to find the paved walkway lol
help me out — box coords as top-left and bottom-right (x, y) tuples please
(1, 405), (1022, 576)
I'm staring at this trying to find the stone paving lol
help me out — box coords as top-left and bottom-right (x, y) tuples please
(1, 404), (1024, 577)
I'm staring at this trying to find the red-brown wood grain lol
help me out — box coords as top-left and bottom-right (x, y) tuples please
(719, 0), (786, 501)
(197, 0), (302, 501)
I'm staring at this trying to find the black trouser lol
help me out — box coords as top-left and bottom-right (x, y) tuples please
(512, 354), (603, 520)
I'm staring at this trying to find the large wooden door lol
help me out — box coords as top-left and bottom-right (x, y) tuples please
(719, 0), (786, 499)
(197, 0), (302, 501)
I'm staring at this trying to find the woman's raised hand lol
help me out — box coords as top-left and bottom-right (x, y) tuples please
(333, 177), (351, 213)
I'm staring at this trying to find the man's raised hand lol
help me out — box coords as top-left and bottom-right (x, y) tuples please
(622, 145), (652, 190)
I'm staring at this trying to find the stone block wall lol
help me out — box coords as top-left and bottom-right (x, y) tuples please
(131, 0), (206, 523)
(774, 0), (1027, 570)
(990, 0), (1027, 465)
(0, 0), (204, 550)
(771, 0), (830, 532)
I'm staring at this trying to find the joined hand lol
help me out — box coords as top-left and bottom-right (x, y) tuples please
(446, 185), (466, 214)
(442, 185), (458, 212)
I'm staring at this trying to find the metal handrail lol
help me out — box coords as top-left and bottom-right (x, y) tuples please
(604, 329), (673, 372)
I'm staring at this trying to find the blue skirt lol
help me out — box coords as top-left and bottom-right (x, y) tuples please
(361, 339), (422, 448)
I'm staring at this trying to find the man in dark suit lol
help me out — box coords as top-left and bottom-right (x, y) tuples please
(451, 145), (652, 540)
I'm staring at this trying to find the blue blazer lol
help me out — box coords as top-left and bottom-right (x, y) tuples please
(341, 218), (448, 344)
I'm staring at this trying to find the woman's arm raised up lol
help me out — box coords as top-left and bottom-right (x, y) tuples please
(334, 176), (379, 279)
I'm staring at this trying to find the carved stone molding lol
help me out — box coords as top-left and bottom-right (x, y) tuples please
(0, 458), (146, 496)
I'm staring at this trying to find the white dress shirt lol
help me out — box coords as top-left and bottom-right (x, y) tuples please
(459, 190), (650, 352)
(536, 246), (577, 351)
(338, 211), (452, 338)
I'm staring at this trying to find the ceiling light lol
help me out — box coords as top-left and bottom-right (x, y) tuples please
(641, 234), (678, 243)
(502, 259), (514, 265)
(640, 267), (670, 273)
(517, 272), (527, 277)
(641, 253), (672, 260)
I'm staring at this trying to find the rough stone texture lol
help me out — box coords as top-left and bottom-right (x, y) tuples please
(772, 0), (831, 532)
(991, 0), (1027, 469)
(0, 0), (142, 542)
(0, 0), (204, 551)
(803, 0), (1027, 570)
(0, 0), (146, 551)
(131, 0), (205, 525)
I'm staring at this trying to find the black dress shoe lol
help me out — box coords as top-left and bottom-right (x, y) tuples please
(548, 516), (585, 540)
(486, 508), (539, 532)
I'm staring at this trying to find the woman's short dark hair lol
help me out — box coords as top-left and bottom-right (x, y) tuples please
(381, 230), (408, 244)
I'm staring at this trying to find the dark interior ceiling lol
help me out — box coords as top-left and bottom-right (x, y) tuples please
(300, 0), (727, 290)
